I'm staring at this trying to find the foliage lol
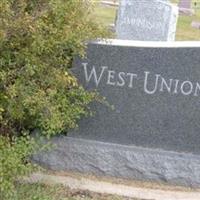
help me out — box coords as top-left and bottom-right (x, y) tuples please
(0, 135), (40, 199)
(0, 0), (109, 137)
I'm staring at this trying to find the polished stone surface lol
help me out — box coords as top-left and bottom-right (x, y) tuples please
(178, 0), (194, 16)
(191, 21), (200, 29)
(70, 40), (200, 155)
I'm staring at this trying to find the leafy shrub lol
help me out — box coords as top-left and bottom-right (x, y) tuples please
(0, 135), (39, 199)
(0, 0), (109, 137)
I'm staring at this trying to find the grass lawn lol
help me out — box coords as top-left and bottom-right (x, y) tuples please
(14, 183), (140, 200)
(175, 0), (200, 40)
(92, 0), (200, 40)
(93, 2), (117, 26)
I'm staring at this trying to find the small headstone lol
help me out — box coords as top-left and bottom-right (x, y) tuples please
(191, 21), (200, 29)
(116, 0), (178, 41)
(178, 0), (194, 16)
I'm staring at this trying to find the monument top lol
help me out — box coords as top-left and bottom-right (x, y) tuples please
(93, 39), (200, 47)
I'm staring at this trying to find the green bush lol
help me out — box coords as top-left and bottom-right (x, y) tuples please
(0, 0), (109, 137)
(0, 135), (39, 199)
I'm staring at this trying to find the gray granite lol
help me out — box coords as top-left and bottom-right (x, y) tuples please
(33, 40), (200, 187)
(33, 136), (200, 187)
(116, 0), (178, 41)
(70, 40), (200, 155)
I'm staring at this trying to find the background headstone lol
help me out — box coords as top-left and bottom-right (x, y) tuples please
(191, 21), (200, 29)
(116, 0), (178, 41)
(178, 0), (194, 15)
(70, 41), (200, 154)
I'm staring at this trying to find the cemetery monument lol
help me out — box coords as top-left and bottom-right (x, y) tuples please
(32, 0), (200, 188)
(34, 40), (200, 187)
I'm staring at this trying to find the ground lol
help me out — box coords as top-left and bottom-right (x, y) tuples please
(92, 0), (200, 40)
(17, 171), (200, 200)
(15, 183), (140, 200)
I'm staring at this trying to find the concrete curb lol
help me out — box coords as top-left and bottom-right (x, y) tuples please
(23, 172), (200, 200)
(32, 137), (200, 187)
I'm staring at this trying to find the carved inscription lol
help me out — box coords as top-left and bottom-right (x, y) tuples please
(82, 63), (200, 97)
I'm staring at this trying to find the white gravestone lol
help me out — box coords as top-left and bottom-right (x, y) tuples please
(116, 0), (178, 41)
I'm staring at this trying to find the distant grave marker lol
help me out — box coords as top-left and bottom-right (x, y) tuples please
(178, 0), (194, 16)
(116, 0), (178, 41)
(191, 21), (200, 29)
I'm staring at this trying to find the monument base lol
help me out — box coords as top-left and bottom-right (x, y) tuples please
(32, 136), (200, 188)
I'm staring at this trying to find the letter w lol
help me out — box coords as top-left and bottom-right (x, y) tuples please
(82, 63), (107, 87)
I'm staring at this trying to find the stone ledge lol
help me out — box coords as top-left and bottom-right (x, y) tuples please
(21, 172), (200, 200)
(32, 136), (200, 187)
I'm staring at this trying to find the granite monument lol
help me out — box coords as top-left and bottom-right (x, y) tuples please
(33, 40), (200, 187)
(115, 0), (178, 41)
(178, 0), (194, 15)
(191, 21), (200, 29)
